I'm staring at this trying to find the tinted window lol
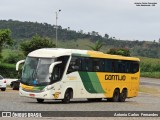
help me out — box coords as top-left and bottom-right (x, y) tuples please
(67, 56), (139, 74)
(51, 56), (69, 83)
(93, 59), (105, 72)
(67, 56), (81, 73)
(81, 57), (93, 71)
(105, 60), (113, 72)
(130, 62), (139, 73)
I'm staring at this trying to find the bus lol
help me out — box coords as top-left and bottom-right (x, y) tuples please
(16, 48), (140, 103)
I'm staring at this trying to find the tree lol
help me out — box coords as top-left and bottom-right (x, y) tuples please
(0, 29), (12, 59)
(20, 34), (55, 56)
(104, 34), (109, 39)
(88, 40), (103, 51)
(107, 48), (130, 56)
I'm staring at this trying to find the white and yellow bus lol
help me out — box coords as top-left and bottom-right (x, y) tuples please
(16, 48), (140, 103)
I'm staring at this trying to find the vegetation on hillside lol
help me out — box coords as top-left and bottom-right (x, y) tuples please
(20, 34), (55, 56)
(0, 29), (12, 59)
(88, 40), (104, 51)
(0, 20), (159, 78)
(107, 48), (130, 56)
(0, 20), (159, 58)
(140, 57), (160, 78)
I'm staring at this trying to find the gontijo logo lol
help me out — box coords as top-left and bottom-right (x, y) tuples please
(105, 74), (126, 81)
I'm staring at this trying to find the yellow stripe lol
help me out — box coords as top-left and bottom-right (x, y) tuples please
(87, 51), (140, 61)
(21, 84), (34, 90)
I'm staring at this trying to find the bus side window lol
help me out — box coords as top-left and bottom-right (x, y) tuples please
(125, 62), (131, 73)
(67, 56), (80, 74)
(93, 59), (104, 72)
(117, 60), (126, 73)
(93, 59), (99, 72)
(105, 59), (112, 72)
(51, 56), (70, 82)
(133, 62), (139, 73)
(81, 58), (92, 71)
(130, 62), (139, 73)
(112, 61), (116, 72)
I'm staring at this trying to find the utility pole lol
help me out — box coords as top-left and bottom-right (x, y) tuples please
(55, 9), (61, 47)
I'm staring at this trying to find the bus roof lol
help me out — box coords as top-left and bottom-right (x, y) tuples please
(28, 48), (140, 61)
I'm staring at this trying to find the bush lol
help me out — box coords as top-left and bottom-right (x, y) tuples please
(0, 63), (17, 78)
(107, 48), (130, 56)
(20, 34), (55, 56)
(140, 57), (160, 72)
(2, 51), (25, 64)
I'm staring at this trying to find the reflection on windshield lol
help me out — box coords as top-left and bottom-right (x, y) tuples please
(21, 57), (54, 86)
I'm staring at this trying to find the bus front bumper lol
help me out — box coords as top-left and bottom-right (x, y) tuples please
(19, 88), (63, 100)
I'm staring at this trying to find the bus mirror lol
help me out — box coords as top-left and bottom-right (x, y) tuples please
(49, 61), (62, 74)
(16, 60), (25, 71)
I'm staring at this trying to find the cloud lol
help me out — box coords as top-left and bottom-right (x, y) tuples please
(0, 0), (160, 40)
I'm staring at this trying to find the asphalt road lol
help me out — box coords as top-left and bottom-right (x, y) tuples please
(0, 77), (160, 120)
(140, 77), (160, 86)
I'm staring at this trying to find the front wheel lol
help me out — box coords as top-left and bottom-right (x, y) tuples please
(37, 99), (44, 103)
(62, 89), (72, 104)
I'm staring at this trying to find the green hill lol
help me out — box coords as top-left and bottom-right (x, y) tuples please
(0, 20), (160, 58)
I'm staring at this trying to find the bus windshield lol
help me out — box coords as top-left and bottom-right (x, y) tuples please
(21, 57), (55, 86)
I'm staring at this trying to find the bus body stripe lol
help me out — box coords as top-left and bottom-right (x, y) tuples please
(79, 72), (105, 93)
(79, 72), (97, 93)
(87, 72), (105, 93)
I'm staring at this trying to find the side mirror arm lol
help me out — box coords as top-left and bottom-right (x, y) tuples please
(16, 60), (25, 71)
(49, 61), (62, 74)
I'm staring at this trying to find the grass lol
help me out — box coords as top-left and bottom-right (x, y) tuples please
(141, 72), (160, 79)
(1, 49), (11, 59)
(139, 57), (160, 79)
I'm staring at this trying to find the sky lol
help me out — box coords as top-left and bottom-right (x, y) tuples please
(0, 0), (160, 41)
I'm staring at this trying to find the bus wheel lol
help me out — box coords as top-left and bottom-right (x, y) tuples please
(109, 89), (120, 102)
(37, 99), (44, 103)
(62, 89), (72, 104)
(119, 89), (127, 102)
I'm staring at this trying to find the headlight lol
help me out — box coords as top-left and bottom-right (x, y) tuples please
(43, 85), (54, 91)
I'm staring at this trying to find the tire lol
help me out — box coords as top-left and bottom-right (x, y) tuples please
(119, 89), (127, 102)
(108, 89), (120, 102)
(87, 98), (102, 102)
(37, 99), (44, 103)
(62, 89), (72, 104)
(12, 83), (17, 90)
(1, 88), (6, 91)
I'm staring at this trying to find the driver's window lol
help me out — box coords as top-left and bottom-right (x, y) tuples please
(50, 56), (69, 83)
(51, 64), (61, 82)
(67, 56), (80, 74)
